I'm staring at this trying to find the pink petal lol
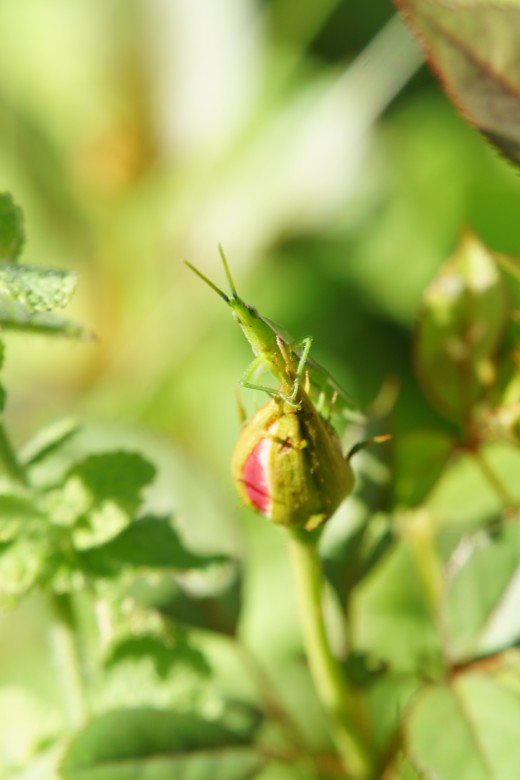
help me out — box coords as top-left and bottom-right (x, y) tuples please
(242, 436), (271, 515)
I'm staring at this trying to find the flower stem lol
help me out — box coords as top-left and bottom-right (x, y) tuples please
(472, 450), (517, 513)
(286, 528), (372, 779)
(48, 593), (88, 729)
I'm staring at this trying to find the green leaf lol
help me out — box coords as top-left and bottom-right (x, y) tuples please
(0, 264), (77, 311)
(415, 232), (509, 425)
(365, 674), (418, 761)
(60, 709), (263, 780)
(352, 540), (441, 673)
(0, 534), (51, 606)
(0, 194), (25, 261)
(41, 451), (156, 549)
(408, 675), (520, 779)
(19, 418), (80, 467)
(427, 443), (520, 528)
(95, 629), (213, 712)
(392, 757), (425, 780)
(322, 414), (395, 606)
(0, 339), (5, 413)
(322, 507), (395, 608)
(443, 522), (520, 661)
(149, 559), (243, 636)
(395, 0), (520, 168)
(393, 429), (455, 507)
(0, 686), (59, 773)
(0, 493), (45, 541)
(80, 515), (228, 576)
(104, 632), (210, 680)
(69, 452), (156, 515)
(0, 295), (92, 339)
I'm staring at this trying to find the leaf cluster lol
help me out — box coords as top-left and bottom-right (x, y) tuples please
(0, 197), (254, 780)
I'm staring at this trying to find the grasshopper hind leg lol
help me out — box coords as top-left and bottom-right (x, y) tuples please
(282, 336), (312, 404)
(239, 356), (284, 402)
(238, 337), (313, 408)
(289, 336), (312, 402)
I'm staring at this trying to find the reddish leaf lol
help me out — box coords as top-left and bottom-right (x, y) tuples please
(396, 0), (520, 167)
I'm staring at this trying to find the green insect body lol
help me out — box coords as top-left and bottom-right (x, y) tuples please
(186, 248), (365, 530)
(185, 247), (353, 416)
(231, 390), (355, 530)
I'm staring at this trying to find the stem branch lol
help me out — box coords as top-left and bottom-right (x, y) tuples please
(286, 528), (372, 779)
(472, 449), (517, 513)
(0, 420), (27, 486)
(48, 593), (88, 729)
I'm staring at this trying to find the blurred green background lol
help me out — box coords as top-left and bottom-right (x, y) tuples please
(3, 0), (520, 772)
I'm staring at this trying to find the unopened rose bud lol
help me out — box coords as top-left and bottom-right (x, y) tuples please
(231, 390), (355, 531)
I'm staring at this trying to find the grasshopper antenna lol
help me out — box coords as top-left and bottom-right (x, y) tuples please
(184, 259), (229, 302)
(218, 244), (239, 298)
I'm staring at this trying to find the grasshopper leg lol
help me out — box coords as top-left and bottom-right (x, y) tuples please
(285, 336), (312, 403)
(239, 356), (282, 400)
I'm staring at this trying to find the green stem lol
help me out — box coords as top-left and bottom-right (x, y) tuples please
(472, 450), (517, 513)
(286, 528), (372, 779)
(0, 420), (27, 485)
(237, 641), (308, 750)
(48, 593), (88, 729)
(402, 511), (443, 618)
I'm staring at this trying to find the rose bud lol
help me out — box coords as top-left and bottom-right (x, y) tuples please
(231, 390), (355, 531)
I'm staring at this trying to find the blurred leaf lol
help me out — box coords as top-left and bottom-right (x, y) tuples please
(81, 515), (228, 577)
(130, 555), (242, 637)
(322, 406), (395, 606)
(67, 452), (156, 515)
(60, 709), (263, 780)
(427, 443), (520, 528)
(0, 685), (60, 776)
(41, 451), (156, 549)
(0, 339), (5, 412)
(0, 493), (45, 541)
(0, 532), (52, 606)
(393, 429), (455, 507)
(104, 631), (210, 680)
(390, 757), (425, 779)
(408, 675), (520, 779)
(154, 561), (242, 636)
(343, 650), (387, 688)
(20, 418), (80, 467)
(443, 522), (520, 662)
(352, 540), (442, 673)
(415, 232), (509, 425)
(0, 264), (77, 311)
(323, 508), (395, 608)
(95, 629), (214, 712)
(0, 193), (24, 261)
(0, 295), (91, 339)
(365, 673), (418, 763)
(396, 0), (520, 168)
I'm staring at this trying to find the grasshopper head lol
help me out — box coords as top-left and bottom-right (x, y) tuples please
(186, 246), (272, 358)
(184, 245), (240, 302)
(185, 246), (260, 325)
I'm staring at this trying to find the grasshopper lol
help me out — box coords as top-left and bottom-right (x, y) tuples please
(185, 247), (360, 421)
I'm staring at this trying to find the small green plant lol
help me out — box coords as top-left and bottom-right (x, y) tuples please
(3, 3), (520, 779)
(0, 194), (258, 778)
